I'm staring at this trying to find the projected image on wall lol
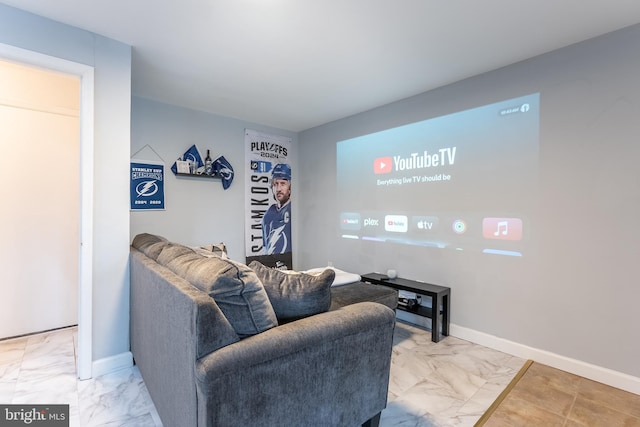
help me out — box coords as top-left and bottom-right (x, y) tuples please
(336, 93), (539, 256)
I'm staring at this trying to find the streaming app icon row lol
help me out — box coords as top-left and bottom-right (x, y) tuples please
(340, 213), (523, 241)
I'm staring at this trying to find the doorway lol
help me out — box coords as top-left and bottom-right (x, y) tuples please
(0, 58), (80, 339)
(0, 43), (95, 379)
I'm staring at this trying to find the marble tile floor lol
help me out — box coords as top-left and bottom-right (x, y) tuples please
(0, 322), (525, 427)
(382, 321), (525, 426)
(0, 326), (161, 426)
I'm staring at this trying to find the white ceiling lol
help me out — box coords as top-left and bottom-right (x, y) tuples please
(3, 1), (640, 132)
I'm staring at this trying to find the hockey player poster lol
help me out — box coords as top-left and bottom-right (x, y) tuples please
(245, 129), (292, 269)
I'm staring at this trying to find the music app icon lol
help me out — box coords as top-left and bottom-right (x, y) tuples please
(482, 218), (523, 241)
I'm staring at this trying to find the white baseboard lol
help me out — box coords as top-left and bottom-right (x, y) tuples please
(394, 311), (640, 395)
(89, 351), (133, 379)
(449, 323), (640, 396)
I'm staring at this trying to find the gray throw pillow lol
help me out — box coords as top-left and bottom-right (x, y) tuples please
(249, 261), (335, 322)
(157, 244), (278, 337)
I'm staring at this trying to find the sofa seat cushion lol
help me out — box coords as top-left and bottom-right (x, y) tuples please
(330, 282), (398, 311)
(157, 243), (278, 338)
(249, 261), (335, 322)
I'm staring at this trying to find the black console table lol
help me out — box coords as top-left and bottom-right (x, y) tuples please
(361, 273), (450, 343)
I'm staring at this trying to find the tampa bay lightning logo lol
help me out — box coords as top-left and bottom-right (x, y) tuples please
(266, 225), (289, 254)
(136, 180), (158, 197)
(218, 166), (234, 180)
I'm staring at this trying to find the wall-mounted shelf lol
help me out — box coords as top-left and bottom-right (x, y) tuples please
(174, 172), (220, 180)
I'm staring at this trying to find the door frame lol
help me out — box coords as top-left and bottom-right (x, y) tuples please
(0, 42), (94, 380)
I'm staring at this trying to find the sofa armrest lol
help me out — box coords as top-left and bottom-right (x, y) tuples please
(195, 301), (395, 427)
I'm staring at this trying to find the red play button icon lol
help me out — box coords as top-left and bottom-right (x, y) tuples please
(374, 157), (393, 174)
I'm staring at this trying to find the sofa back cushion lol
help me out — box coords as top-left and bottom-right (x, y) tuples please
(157, 243), (278, 337)
(131, 233), (169, 260)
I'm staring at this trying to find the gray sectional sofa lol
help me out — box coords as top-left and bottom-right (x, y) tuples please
(130, 233), (397, 427)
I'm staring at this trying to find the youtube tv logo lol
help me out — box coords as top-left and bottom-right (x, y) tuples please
(374, 157), (393, 174)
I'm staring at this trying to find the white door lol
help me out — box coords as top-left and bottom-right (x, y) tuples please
(0, 59), (80, 339)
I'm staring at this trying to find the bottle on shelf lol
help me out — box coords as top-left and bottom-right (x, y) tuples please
(204, 149), (213, 176)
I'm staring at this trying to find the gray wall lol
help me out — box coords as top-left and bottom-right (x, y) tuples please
(298, 24), (640, 378)
(0, 5), (132, 362)
(130, 97), (297, 262)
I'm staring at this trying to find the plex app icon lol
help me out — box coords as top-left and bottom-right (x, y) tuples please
(374, 157), (393, 174)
